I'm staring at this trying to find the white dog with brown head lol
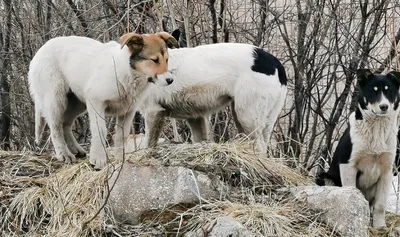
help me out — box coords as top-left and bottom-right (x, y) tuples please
(28, 32), (177, 169)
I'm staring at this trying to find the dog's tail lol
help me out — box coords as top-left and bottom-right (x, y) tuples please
(34, 106), (46, 146)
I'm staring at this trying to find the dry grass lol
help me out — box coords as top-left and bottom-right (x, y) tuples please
(369, 212), (400, 237)
(138, 199), (337, 237)
(0, 151), (117, 236)
(0, 139), (398, 236)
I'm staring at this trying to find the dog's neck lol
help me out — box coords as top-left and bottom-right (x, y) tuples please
(113, 47), (151, 96)
(350, 105), (399, 154)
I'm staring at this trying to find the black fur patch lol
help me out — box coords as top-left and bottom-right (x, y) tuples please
(67, 89), (82, 105)
(315, 127), (352, 187)
(356, 170), (362, 180)
(129, 53), (146, 70)
(170, 28), (188, 48)
(395, 130), (400, 176)
(355, 107), (363, 120)
(251, 48), (287, 85)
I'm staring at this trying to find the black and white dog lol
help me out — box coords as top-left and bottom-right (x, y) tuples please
(139, 29), (287, 153)
(316, 69), (400, 228)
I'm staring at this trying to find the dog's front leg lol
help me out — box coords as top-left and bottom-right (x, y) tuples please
(87, 101), (108, 169)
(144, 110), (166, 148)
(115, 110), (135, 154)
(372, 153), (393, 228)
(372, 171), (391, 228)
(339, 163), (358, 187)
(187, 116), (210, 142)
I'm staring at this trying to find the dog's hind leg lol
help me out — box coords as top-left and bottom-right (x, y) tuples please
(34, 105), (46, 146)
(339, 163), (358, 187)
(114, 110), (135, 154)
(87, 100), (108, 169)
(43, 92), (76, 163)
(144, 110), (166, 148)
(261, 91), (287, 151)
(231, 101), (245, 134)
(187, 116), (209, 142)
(232, 99), (268, 153)
(234, 83), (287, 153)
(63, 92), (87, 158)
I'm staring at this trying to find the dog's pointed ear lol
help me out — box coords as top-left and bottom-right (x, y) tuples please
(120, 33), (144, 54)
(157, 32), (179, 49)
(171, 29), (181, 42)
(356, 68), (373, 82)
(387, 71), (400, 84)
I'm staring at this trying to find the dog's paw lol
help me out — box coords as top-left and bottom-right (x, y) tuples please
(372, 219), (387, 229)
(76, 151), (87, 158)
(89, 151), (107, 170)
(74, 146), (87, 158)
(69, 144), (87, 158)
(56, 150), (76, 164)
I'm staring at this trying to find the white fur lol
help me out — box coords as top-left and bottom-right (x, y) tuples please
(140, 43), (287, 152)
(344, 102), (399, 228)
(28, 36), (170, 169)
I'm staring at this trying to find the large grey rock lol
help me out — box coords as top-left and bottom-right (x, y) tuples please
(185, 216), (255, 237)
(108, 164), (221, 224)
(289, 186), (370, 237)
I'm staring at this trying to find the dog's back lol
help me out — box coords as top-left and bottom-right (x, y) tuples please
(149, 43), (287, 107)
(28, 36), (122, 102)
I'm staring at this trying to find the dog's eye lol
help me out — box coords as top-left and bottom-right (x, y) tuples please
(384, 86), (388, 90)
(373, 86), (378, 91)
(151, 58), (159, 64)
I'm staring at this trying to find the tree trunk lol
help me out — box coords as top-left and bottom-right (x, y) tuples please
(0, 0), (13, 150)
(218, 0), (229, 42)
(208, 0), (218, 43)
(375, 26), (400, 73)
(254, 0), (267, 46)
(67, 0), (90, 36)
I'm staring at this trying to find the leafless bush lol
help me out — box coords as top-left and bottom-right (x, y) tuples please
(1, 0), (400, 175)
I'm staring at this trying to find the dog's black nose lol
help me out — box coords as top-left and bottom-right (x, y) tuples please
(166, 78), (174, 85)
(380, 104), (389, 111)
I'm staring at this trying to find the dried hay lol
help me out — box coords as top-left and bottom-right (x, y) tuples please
(0, 151), (117, 236)
(138, 198), (338, 237)
(369, 212), (400, 236)
(0, 140), (398, 236)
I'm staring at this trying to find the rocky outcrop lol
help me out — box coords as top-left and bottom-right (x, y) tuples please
(289, 186), (370, 237)
(185, 216), (255, 237)
(108, 164), (222, 224)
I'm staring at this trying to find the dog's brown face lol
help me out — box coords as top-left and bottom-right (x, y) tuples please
(120, 32), (178, 86)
